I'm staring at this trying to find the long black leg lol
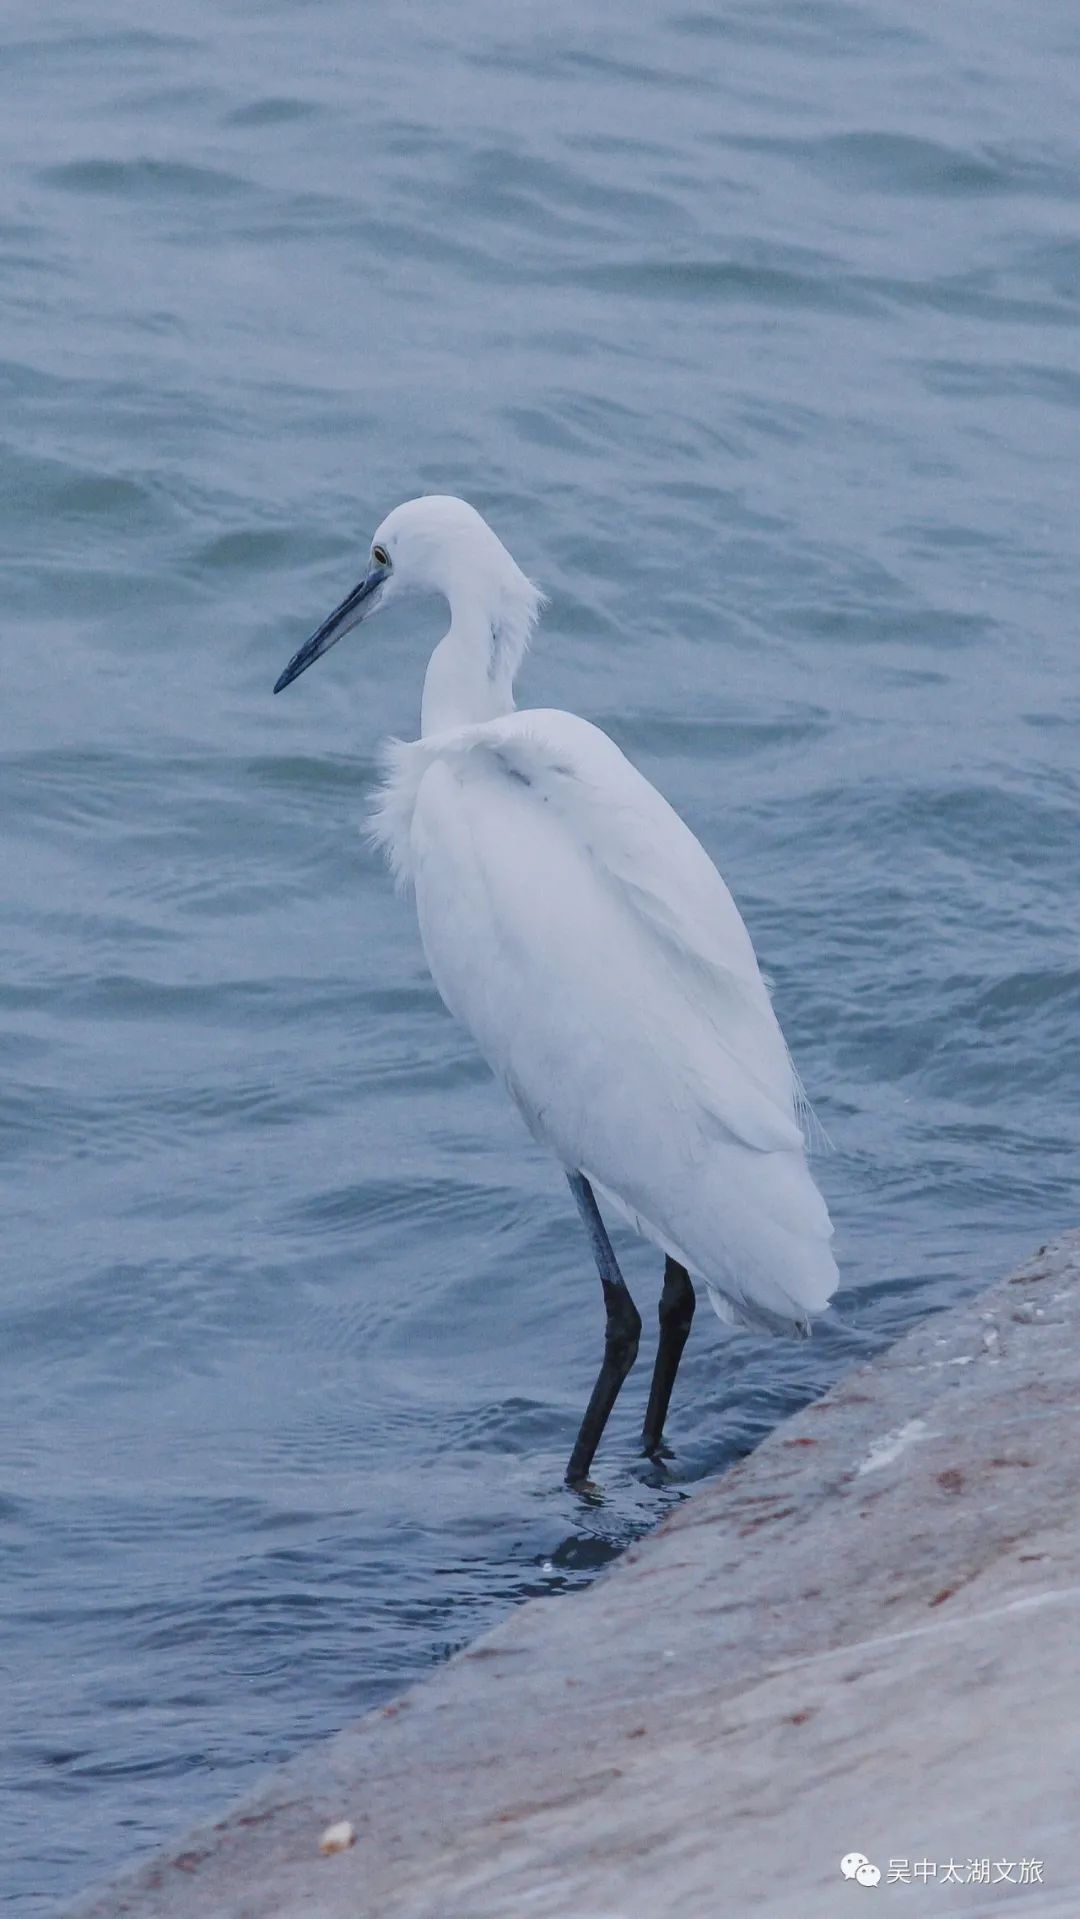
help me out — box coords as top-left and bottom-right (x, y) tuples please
(641, 1257), (696, 1459)
(564, 1173), (641, 1486)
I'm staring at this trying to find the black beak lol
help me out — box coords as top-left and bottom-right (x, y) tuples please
(273, 563), (388, 694)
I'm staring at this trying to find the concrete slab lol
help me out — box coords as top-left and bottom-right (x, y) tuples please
(66, 1232), (1080, 1918)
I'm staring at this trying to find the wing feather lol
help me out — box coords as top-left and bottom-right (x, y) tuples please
(483, 717), (804, 1154)
(391, 708), (836, 1326)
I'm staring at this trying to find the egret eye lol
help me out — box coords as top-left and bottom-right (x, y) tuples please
(372, 543), (390, 568)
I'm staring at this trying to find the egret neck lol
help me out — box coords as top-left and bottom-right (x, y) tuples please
(420, 568), (539, 736)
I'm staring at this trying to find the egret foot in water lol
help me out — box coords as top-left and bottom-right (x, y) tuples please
(564, 1173), (641, 1487)
(641, 1257), (696, 1460)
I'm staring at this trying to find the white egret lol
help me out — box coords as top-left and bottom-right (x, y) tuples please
(274, 496), (837, 1484)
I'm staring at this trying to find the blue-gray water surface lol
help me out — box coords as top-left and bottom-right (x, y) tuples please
(3, 1), (1079, 1908)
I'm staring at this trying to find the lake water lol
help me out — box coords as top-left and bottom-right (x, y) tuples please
(3, 1), (1079, 1908)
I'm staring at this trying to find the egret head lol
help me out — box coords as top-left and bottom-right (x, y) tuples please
(273, 495), (538, 694)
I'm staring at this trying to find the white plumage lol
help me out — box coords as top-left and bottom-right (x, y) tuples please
(275, 494), (837, 1479)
